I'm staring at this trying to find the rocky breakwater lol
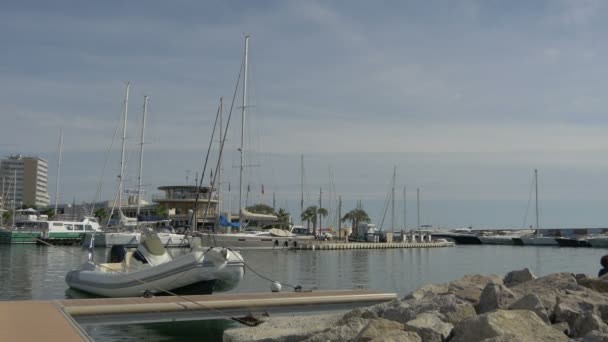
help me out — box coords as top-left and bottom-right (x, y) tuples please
(223, 269), (608, 341)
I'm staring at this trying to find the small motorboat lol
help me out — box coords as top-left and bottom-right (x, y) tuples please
(66, 229), (244, 297)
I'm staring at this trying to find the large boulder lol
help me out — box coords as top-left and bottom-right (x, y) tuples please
(374, 293), (476, 326)
(577, 274), (608, 294)
(352, 318), (406, 342)
(571, 312), (608, 338)
(503, 268), (536, 287)
(508, 293), (550, 323)
(404, 312), (453, 342)
(303, 318), (369, 342)
(510, 273), (608, 321)
(447, 274), (504, 305)
(477, 283), (519, 314)
(580, 330), (608, 342)
(404, 283), (450, 300)
(451, 310), (569, 342)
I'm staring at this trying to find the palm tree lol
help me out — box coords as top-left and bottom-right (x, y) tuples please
(301, 206), (317, 233)
(154, 205), (168, 218)
(94, 208), (108, 222)
(41, 207), (55, 220)
(246, 203), (275, 215)
(275, 208), (290, 230)
(342, 208), (370, 238)
(317, 207), (328, 235)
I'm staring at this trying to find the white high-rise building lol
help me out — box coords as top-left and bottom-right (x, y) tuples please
(0, 154), (50, 209)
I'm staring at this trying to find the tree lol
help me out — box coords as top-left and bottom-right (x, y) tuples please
(154, 205), (168, 218)
(301, 205), (328, 235)
(2, 211), (10, 224)
(301, 206), (316, 233)
(246, 203), (275, 215)
(94, 208), (108, 222)
(342, 208), (371, 238)
(41, 207), (55, 220)
(275, 208), (290, 230)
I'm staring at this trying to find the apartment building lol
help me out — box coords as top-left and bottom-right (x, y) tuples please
(0, 154), (50, 209)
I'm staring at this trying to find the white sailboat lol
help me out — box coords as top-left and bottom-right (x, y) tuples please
(84, 93), (187, 248)
(193, 35), (314, 249)
(512, 169), (557, 246)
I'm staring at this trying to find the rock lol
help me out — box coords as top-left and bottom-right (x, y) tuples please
(341, 307), (379, 321)
(571, 312), (608, 338)
(551, 322), (570, 336)
(404, 283), (450, 300)
(376, 293), (476, 326)
(577, 276), (608, 294)
(223, 312), (344, 342)
(364, 331), (422, 342)
(353, 318), (404, 342)
(503, 268), (536, 287)
(479, 334), (521, 342)
(451, 310), (569, 342)
(508, 293), (550, 323)
(447, 274), (504, 305)
(581, 330), (608, 342)
(477, 283), (519, 314)
(553, 301), (580, 328)
(511, 273), (608, 321)
(304, 318), (369, 342)
(404, 312), (453, 342)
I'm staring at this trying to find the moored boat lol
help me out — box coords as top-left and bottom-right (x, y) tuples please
(66, 230), (244, 297)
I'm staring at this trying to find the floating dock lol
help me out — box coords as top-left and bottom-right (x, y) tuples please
(291, 241), (455, 250)
(0, 290), (397, 341)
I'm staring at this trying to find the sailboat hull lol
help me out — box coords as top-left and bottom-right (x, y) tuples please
(83, 232), (188, 248)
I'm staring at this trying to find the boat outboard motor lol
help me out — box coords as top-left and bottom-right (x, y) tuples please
(108, 245), (127, 263)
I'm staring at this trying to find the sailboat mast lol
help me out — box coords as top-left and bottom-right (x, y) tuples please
(1, 177), (4, 226)
(12, 169), (16, 227)
(217, 97), (224, 223)
(417, 187), (420, 230)
(300, 154), (304, 225)
(391, 166), (396, 235)
(403, 186), (406, 231)
(118, 82), (130, 213)
(136, 96), (148, 217)
(54, 128), (63, 215)
(535, 169), (539, 232)
(238, 35), (249, 231)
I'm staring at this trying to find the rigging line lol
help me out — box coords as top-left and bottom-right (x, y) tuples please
(522, 173), (535, 229)
(34, 237), (259, 326)
(378, 176), (393, 230)
(89, 99), (124, 219)
(190, 57), (243, 239)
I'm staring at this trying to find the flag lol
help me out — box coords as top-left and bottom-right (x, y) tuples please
(262, 184), (265, 194)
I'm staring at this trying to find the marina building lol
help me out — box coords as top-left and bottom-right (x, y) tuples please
(0, 155), (50, 209)
(152, 185), (219, 229)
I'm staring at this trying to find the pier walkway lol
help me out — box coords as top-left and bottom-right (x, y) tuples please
(291, 241), (455, 250)
(0, 290), (397, 341)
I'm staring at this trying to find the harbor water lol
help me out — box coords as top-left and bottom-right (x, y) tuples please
(0, 244), (605, 341)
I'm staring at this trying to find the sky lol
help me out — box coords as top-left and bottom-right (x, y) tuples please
(2, 0), (608, 229)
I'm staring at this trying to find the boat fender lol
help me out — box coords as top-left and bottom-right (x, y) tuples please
(283, 241), (288, 248)
(271, 281), (282, 292)
(142, 290), (154, 298)
(294, 285), (302, 292)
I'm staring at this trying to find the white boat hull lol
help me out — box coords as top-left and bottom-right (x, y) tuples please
(66, 248), (243, 297)
(588, 237), (608, 248)
(83, 232), (188, 248)
(517, 236), (557, 246)
(193, 233), (314, 250)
